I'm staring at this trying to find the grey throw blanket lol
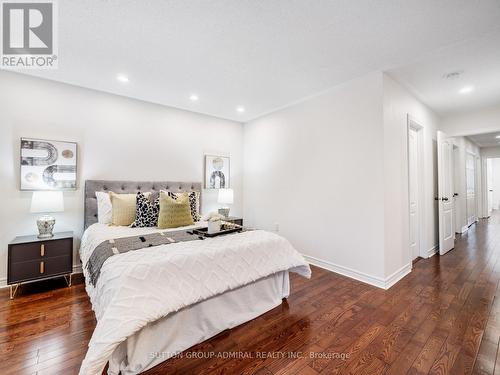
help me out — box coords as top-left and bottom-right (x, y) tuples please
(86, 230), (204, 286)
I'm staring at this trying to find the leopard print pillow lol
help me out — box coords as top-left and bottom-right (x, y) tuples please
(130, 192), (160, 228)
(166, 191), (201, 222)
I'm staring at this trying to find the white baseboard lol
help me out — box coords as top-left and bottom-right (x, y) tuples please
(427, 245), (439, 258)
(303, 254), (411, 290)
(0, 263), (83, 289)
(460, 225), (468, 234)
(73, 264), (82, 274)
(384, 263), (412, 289)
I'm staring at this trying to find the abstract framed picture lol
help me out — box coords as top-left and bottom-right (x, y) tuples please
(204, 155), (230, 189)
(20, 138), (77, 191)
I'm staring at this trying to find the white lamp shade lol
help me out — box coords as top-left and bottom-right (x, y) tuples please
(30, 191), (64, 213)
(217, 188), (234, 205)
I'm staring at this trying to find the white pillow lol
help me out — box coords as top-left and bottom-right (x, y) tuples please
(96, 191), (112, 224)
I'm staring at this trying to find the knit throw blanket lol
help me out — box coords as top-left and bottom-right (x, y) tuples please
(86, 230), (205, 286)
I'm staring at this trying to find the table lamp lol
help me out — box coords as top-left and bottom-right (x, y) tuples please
(30, 191), (64, 238)
(217, 188), (233, 217)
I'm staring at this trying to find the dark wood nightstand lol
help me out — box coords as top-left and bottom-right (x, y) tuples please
(8, 231), (73, 299)
(224, 217), (243, 226)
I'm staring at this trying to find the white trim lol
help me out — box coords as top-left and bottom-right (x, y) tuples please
(427, 245), (439, 258)
(0, 264), (83, 289)
(73, 264), (82, 274)
(384, 263), (412, 289)
(460, 225), (469, 234)
(304, 254), (411, 290)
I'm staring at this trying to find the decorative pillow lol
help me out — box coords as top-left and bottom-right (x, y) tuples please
(130, 192), (160, 228)
(96, 191), (112, 224)
(157, 191), (194, 229)
(109, 191), (151, 226)
(165, 191), (201, 222)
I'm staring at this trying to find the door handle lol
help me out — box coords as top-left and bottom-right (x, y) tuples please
(453, 193), (459, 197)
(434, 197), (449, 201)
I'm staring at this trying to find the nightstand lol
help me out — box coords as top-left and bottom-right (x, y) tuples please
(8, 231), (73, 299)
(224, 217), (243, 226)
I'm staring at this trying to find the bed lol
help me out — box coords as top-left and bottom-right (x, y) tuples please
(79, 180), (311, 375)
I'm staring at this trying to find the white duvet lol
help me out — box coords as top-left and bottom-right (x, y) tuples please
(79, 223), (311, 375)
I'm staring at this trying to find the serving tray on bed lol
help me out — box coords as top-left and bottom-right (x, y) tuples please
(192, 224), (243, 238)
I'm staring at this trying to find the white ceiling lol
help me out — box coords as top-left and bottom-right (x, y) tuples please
(467, 132), (500, 148)
(20, 0), (500, 122)
(389, 31), (500, 117)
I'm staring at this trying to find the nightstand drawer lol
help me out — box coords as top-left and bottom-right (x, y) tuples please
(9, 255), (72, 283)
(10, 238), (72, 263)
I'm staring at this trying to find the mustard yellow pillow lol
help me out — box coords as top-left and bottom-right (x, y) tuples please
(109, 192), (151, 226)
(158, 191), (194, 229)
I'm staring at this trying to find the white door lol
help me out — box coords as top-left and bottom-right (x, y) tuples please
(466, 152), (476, 226)
(408, 128), (420, 260)
(437, 131), (455, 255)
(453, 146), (462, 233)
(487, 158), (493, 214)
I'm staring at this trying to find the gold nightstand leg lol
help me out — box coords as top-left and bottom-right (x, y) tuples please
(64, 274), (72, 287)
(10, 284), (19, 299)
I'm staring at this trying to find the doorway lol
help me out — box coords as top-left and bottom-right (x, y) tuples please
(466, 152), (477, 226)
(485, 158), (500, 216)
(453, 145), (461, 234)
(408, 119), (424, 260)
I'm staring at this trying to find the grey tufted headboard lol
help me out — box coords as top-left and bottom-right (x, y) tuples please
(84, 180), (202, 229)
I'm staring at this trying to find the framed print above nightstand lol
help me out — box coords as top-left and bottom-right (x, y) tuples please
(205, 155), (230, 189)
(20, 138), (77, 190)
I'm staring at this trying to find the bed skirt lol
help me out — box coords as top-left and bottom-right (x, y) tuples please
(108, 271), (290, 374)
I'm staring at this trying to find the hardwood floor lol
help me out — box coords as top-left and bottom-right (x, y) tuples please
(1, 215), (500, 374)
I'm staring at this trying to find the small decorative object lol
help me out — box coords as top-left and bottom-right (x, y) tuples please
(20, 138), (77, 191)
(206, 212), (225, 234)
(217, 188), (233, 217)
(205, 155), (230, 189)
(30, 191), (64, 238)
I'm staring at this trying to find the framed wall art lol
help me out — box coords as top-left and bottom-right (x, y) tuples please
(20, 138), (77, 191)
(204, 155), (230, 189)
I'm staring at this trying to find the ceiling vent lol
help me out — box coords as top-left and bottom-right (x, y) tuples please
(443, 70), (464, 80)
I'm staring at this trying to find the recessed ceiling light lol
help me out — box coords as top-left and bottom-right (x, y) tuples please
(459, 86), (474, 94)
(189, 94), (199, 102)
(116, 74), (129, 83)
(236, 106), (245, 113)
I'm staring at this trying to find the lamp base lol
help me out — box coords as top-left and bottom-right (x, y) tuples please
(37, 215), (56, 239)
(218, 207), (230, 218)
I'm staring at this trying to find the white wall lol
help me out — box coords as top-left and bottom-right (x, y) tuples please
(0, 71), (243, 286)
(243, 72), (387, 284)
(440, 103), (500, 136)
(382, 74), (440, 277)
(481, 146), (500, 158)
